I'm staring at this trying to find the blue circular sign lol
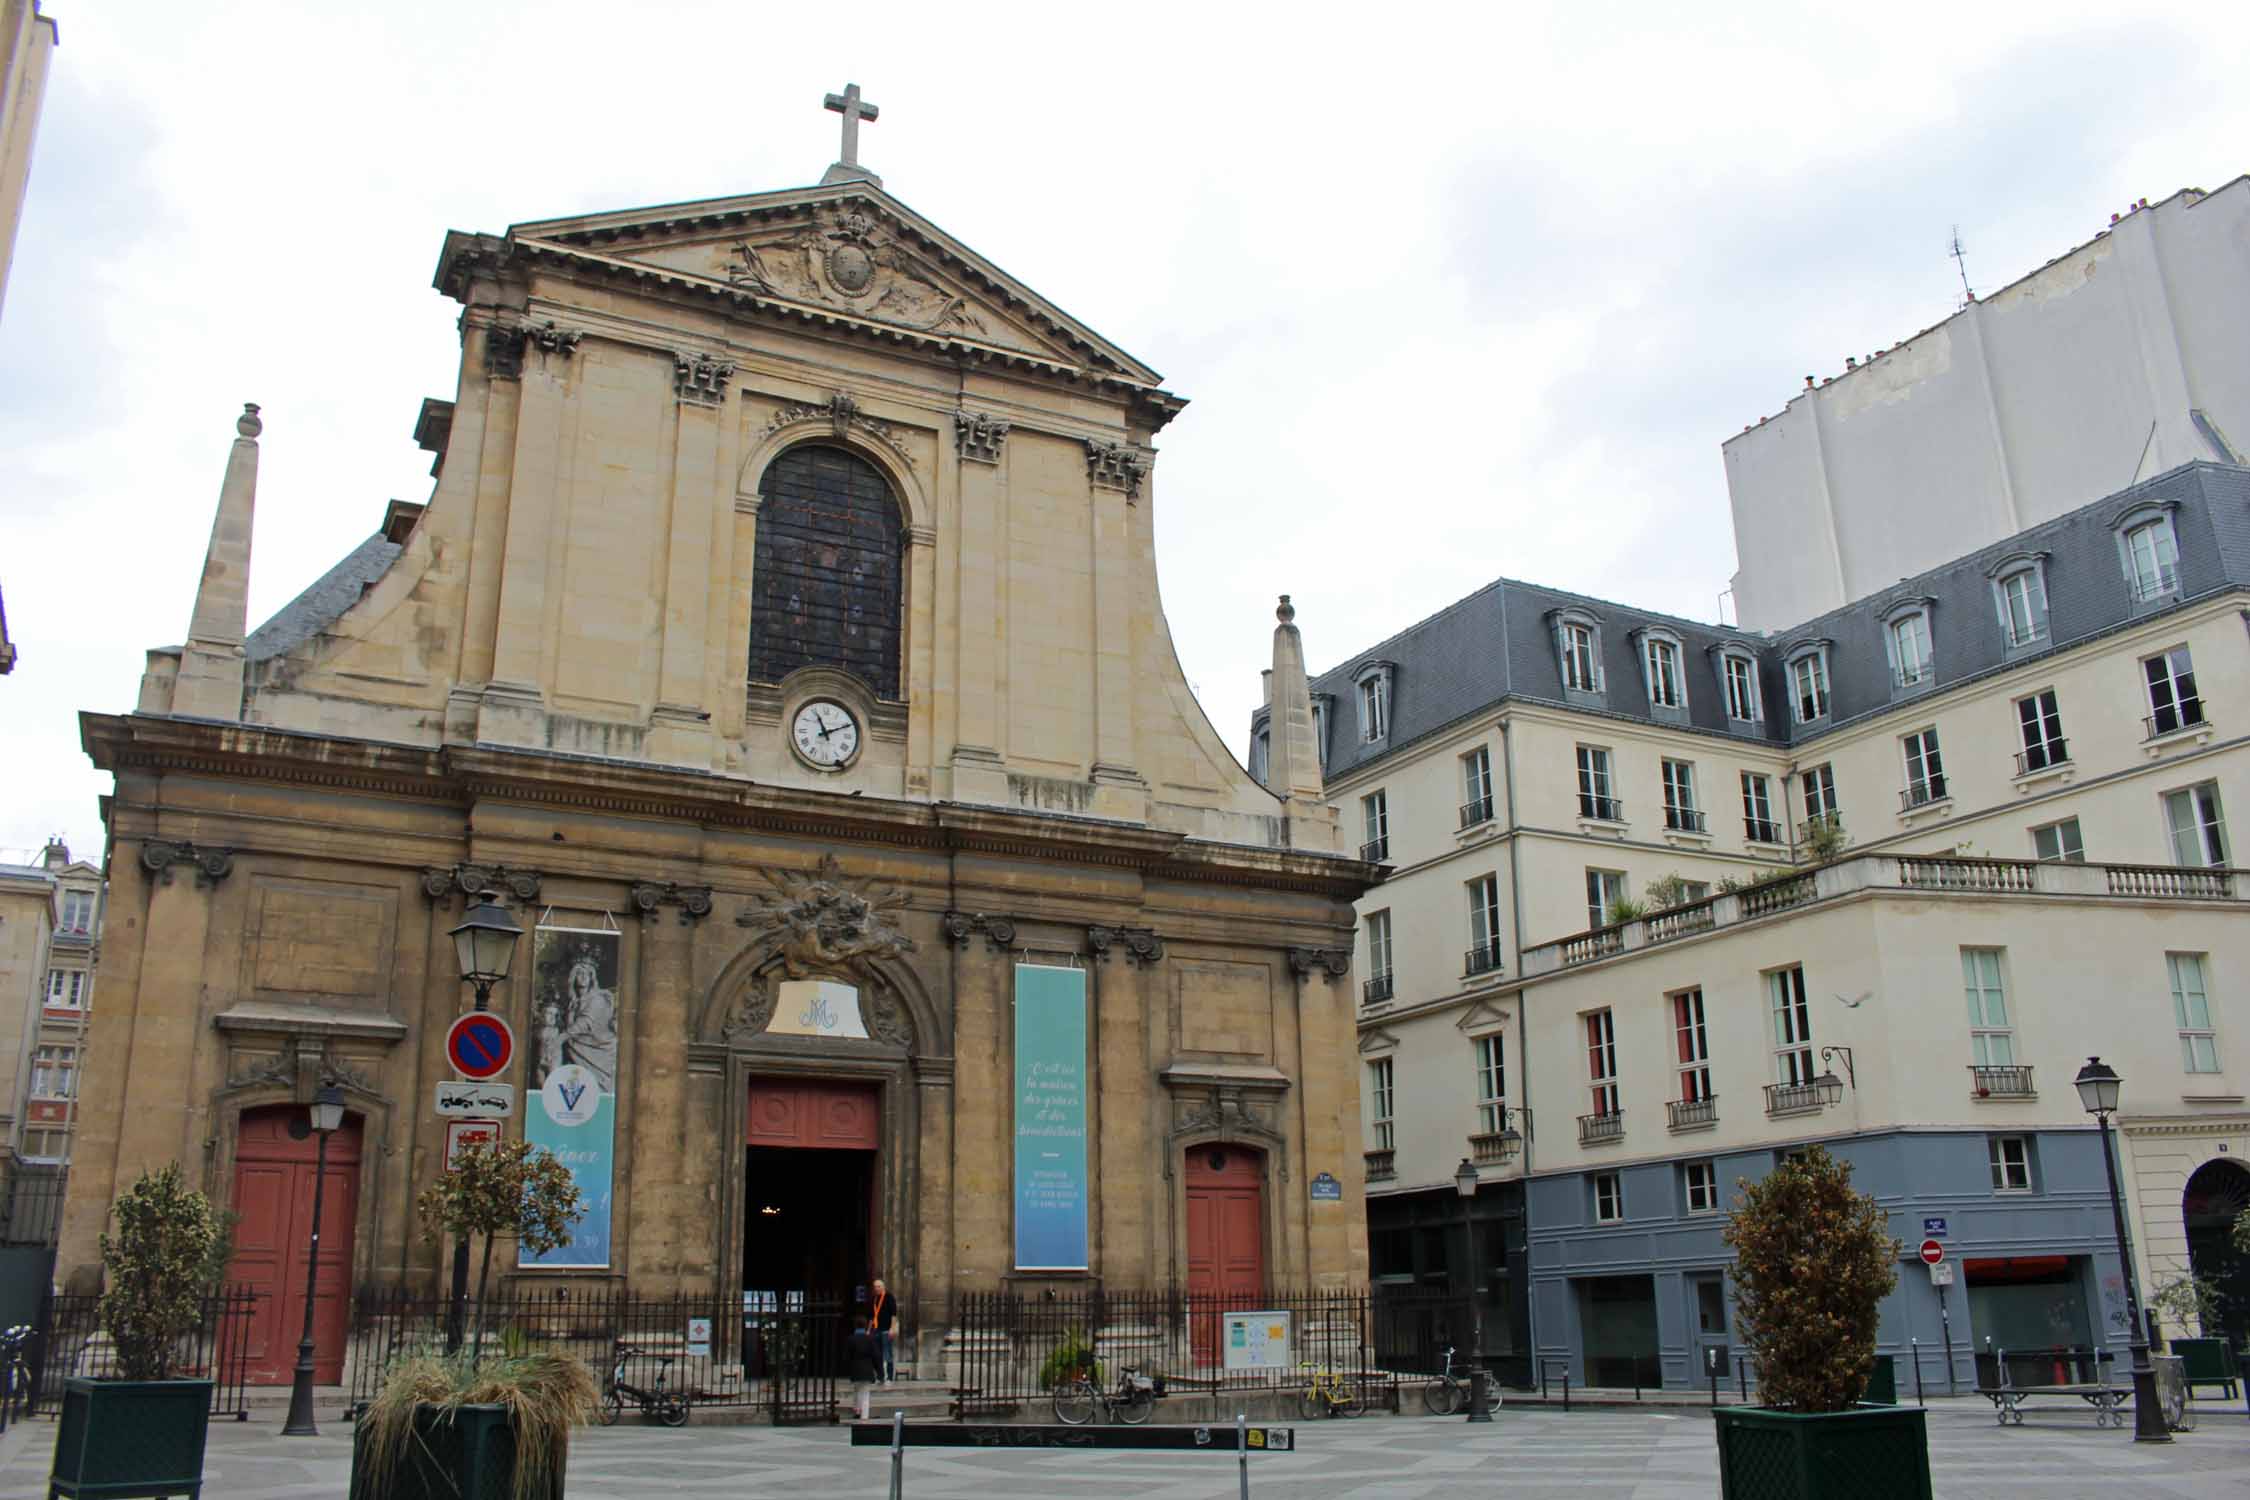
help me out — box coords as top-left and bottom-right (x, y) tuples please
(445, 1012), (515, 1081)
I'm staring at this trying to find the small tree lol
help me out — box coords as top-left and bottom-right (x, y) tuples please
(100, 1162), (232, 1381)
(1723, 1144), (1899, 1412)
(1799, 815), (1848, 865)
(416, 1140), (585, 1362)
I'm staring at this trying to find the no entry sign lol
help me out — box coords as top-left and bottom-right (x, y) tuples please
(1919, 1238), (1946, 1266)
(445, 1011), (515, 1081)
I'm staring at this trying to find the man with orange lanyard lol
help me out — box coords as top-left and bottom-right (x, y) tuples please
(868, 1278), (898, 1385)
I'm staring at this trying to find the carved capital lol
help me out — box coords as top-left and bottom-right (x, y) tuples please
(631, 880), (714, 926)
(485, 324), (527, 381)
(420, 863), (541, 906)
(521, 319), (582, 357)
(1287, 947), (1353, 981)
(674, 351), (736, 406)
(1087, 924), (1164, 966)
(953, 410), (1011, 464)
(139, 839), (234, 888)
(1084, 439), (1148, 501)
(942, 911), (1018, 952)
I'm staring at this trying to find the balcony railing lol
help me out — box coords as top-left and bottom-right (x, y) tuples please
(1663, 806), (1707, 834)
(1744, 818), (1784, 845)
(2107, 863), (2232, 899)
(1970, 1064), (2036, 1099)
(2014, 742), (2070, 776)
(1764, 1079), (1834, 1117)
(1578, 795), (1624, 823)
(2145, 703), (2207, 740)
(1578, 1111), (1625, 1145)
(1559, 926), (1626, 967)
(1740, 873), (1817, 918)
(1359, 837), (1390, 862)
(1899, 778), (1949, 811)
(1459, 796), (1495, 829)
(1463, 945), (1502, 978)
(1898, 855), (2038, 893)
(1667, 1096), (1719, 1131)
(1362, 972), (1394, 1006)
(2132, 565), (2181, 603)
(1643, 900), (1717, 943)
(1364, 1148), (1396, 1182)
(1468, 1130), (1520, 1166)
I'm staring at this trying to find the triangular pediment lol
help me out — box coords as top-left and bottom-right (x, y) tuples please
(481, 183), (1164, 388)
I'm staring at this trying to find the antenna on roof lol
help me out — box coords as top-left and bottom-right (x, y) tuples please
(1949, 225), (1975, 308)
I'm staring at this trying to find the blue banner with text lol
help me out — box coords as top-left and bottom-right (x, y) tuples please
(1014, 964), (1089, 1270)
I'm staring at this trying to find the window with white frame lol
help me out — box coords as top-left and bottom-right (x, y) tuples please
(1355, 668), (1390, 742)
(1642, 634), (1685, 710)
(1888, 609), (1934, 688)
(1722, 652), (1760, 722)
(30, 1045), (76, 1099)
(1556, 614), (1604, 694)
(1661, 759), (1702, 832)
(1368, 1057), (1395, 1151)
(1788, 647), (1830, 723)
(1683, 1160), (1718, 1215)
(1988, 1135), (2031, 1192)
(1742, 772), (1781, 844)
(1586, 869), (1628, 929)
(1576, 745), (1621, 822)
(1466, 875), (1503, 973)
(1801, 763), (1839, 828)
(1310, 697), (1330, 771)
(1902, 727), (1946, 807)
(44, 970), (84, 1009)
(2171, 953), (2217, 1074)
(1365, 910), (1394, 983)
(1593, 1171), (1623, 1223)
(2016, 689), (2067, 773)
(59, 890), (94, 933)
(2165, 783), (2230, 868)
(2143, 646), (2204, 737)
(18, 1131), (67, 1165)
(2121, 513), (2181, 602)
(1675, 988), (1711, 1101)
(1962, 949), (2014, 1066)
(2032, 817), (2084, 863)
(1768, 966), (1814, 1085)
(1361, 790), (1389, 861)
(1986, 551), (2053, 649)
(1461, 746), (1494, 825)
(1475, 1034), (1507, 1134)
(1586, 1009), (1619, 1115)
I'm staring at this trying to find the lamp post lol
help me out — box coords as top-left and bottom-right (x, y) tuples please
(443, 892), (521, 1352)
(281, 1085), (347, 1436)
(2074, 1056), (2170, 1443)
(1453, 1157), (1491, 1422)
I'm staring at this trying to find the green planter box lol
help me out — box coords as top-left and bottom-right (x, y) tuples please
(348, 1403), (563, 1500)
(1858, 1355), (1897, 1406)
(1714, 1403), (1931, 1500)
(49, 1378), (215, 1500)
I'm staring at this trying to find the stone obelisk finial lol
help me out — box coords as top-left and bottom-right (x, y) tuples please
(1267, 595), (1331, 825)
(172, 403), (261, 721)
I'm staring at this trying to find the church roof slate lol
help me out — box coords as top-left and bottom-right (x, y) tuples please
(246, 533), (403, 663)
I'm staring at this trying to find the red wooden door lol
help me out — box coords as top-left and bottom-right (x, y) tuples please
(1185, 1146), (1265, 1365)
(746, 1079), (879, 1150)
(231, 1105), (361, 1384)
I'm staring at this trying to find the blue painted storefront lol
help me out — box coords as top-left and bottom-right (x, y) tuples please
(1527, 1129), (2134, 1392)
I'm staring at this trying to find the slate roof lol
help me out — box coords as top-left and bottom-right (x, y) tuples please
(246, 534), (402, 662)
(1255, 461), (2250, 780)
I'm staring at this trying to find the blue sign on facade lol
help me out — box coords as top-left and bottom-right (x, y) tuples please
(1310, 1172), (1343, 1201)
(1923, 1216), (1948, 1237)
(1013, 964), (1089, 1270)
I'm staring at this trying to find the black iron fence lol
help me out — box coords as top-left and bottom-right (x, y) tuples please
(0, 1173), (66, 1248)
(950, 1286), (1404, 1419)
(344, 1286), (842, 1424)
(28, 1288), (259, 1419)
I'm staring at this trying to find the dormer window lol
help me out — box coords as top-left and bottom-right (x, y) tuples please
(1634, 628), (1687, 714)
(1784, 640), (1831, 724)
(1248, 720), (1271, 785)
(2112, 500), (2182, 607)
(1311, 694), (1332, 771)
(1548, 608), (1605, 702)
(1717, 649), (1761, 723)
(1878, 598), (1936, 694)
(1353, 662), (1393, 743)
(1986, 551), (2052, 652)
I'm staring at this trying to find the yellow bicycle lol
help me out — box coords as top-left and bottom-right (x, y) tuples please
(1298, 1362), (1362, 1419)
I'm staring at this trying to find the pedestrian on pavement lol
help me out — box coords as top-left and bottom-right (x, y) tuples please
(846, 1322), (877, 1419)
(869, 1277), (898, 1384)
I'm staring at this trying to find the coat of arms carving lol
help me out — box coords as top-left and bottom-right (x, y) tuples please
(736, 854), (916, 978)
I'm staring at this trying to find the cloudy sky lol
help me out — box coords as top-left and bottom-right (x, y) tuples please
(3, 1), (2245, 862)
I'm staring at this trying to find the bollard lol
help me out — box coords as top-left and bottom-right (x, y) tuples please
(1912, 1338), (1925, 1407)
(1563, 1368), (1571, 1413)
(1737, 1355), (1747, 1402)
(1708, 1354), (1718, 1409)
(888, 1410), (904, 1500)
(1237, 1412), (1249, 1500)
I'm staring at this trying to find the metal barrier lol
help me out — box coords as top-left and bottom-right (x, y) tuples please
(29, 1287), (259, 1419)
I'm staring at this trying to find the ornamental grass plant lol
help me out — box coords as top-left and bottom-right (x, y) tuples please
(357, 1346), (600, 1500)
(1722, 1143), (1900, 1412)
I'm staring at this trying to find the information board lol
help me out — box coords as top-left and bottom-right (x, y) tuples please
(1222, 1311), (1293, 1371)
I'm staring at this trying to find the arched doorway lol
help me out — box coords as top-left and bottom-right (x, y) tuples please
(1185, 1145), (1265, 1365)
(2184, 1159), (2250, 1348)
(230, 1104), (361, 1384)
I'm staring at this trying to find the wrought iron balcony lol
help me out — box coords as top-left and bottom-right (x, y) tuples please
(2145, 703), (2207, 740)
(1578, 1111), (1625, 1146)
(1362, 972), (1394, 1006)
(1359, 836), (1390, 863)
(1363, 1148), (1396, 1182)
(1970, 1064), (2036, 1099)
(1667, 1096), (1720, 1131)
(2014, 742), (2070, 776)
(1764, 1077), (1840, 1116)
(1463, 945), (1502, 978)
(2131, 565), (2180, 603)
(1459, 796), (1495, 829)
(1579, 795), (1624, 823)
(1664, 806), (1707, 834)
(1744, 818), (1784, 845)
(1899, 777), (1949, 811)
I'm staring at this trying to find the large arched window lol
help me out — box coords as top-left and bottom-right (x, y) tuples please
(749, 445), (904, 697)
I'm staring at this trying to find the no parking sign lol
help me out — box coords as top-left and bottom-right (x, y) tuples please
(445, 1012), (515, 1080)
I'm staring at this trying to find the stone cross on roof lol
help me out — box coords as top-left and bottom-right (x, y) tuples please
(820, 82), (881, 187)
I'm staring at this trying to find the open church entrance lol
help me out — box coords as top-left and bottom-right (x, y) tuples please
(741, 1077), (877, 1399)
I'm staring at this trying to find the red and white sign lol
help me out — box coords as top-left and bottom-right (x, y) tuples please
(444, 1012), (515, 1081)
(1919, 1238), (1946, 1266)
(444, 1118), (503, 1169)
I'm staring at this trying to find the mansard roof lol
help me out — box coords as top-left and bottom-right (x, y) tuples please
(1258, 461), (2250, 779)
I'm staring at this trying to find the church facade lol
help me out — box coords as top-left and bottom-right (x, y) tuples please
(63, 126), (1375, 1375)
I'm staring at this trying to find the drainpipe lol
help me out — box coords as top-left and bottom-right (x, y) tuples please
(1498, 713), (1535, 1377)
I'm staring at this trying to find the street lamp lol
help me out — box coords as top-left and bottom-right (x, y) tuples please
(281, 1085), (347, 1436)
(2073, 1056), (2169, 1443)
(444, 892), (521, 1352)
(1453, 1157), (1492, 1423)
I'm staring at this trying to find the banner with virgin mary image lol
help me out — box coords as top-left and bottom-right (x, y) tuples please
(521, 924), (620, 1267)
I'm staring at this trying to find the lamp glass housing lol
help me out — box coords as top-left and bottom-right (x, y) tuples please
(309, 1085), (346, 1134)
(448, 896), (523, 986)
(2075, 1056), (2122, 1115)
(1454, 1158), (1479, 1198)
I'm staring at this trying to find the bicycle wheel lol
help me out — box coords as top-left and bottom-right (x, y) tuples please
(1337, 1379), (1363, 1417)
(1422, 1377), (1461, 1415)
(1298, 1385), (1327, 1420)
(1054, 1380), (1097, 1425)
(658, 1395), (690, 1427)
(1117, 1384), (1154, 1425)
(598, 1389), (622, 1426)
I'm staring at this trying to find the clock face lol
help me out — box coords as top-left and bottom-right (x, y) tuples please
(791, 700), (860, 769)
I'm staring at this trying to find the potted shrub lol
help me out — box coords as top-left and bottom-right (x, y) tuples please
(50, 1162), (231, 1500)
(350, 1139), (592, 1500)
(1714, 1144), (1930, 1500)
(1038, 1326), (1100, 1389)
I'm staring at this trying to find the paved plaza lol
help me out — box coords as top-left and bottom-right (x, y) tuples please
(4, 1402), (2249, 1498)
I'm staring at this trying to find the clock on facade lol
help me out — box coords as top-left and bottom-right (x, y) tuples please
(790, 699), (861, 770)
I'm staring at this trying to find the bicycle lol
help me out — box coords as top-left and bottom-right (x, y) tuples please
(1299, 1362), (1362, 1419)
(1420, 1345), (1496, 1415)
(0, 1326), (31, 1432)
(598, 1343), (689, 1426)
(1053, 1364), (1158, 1425)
